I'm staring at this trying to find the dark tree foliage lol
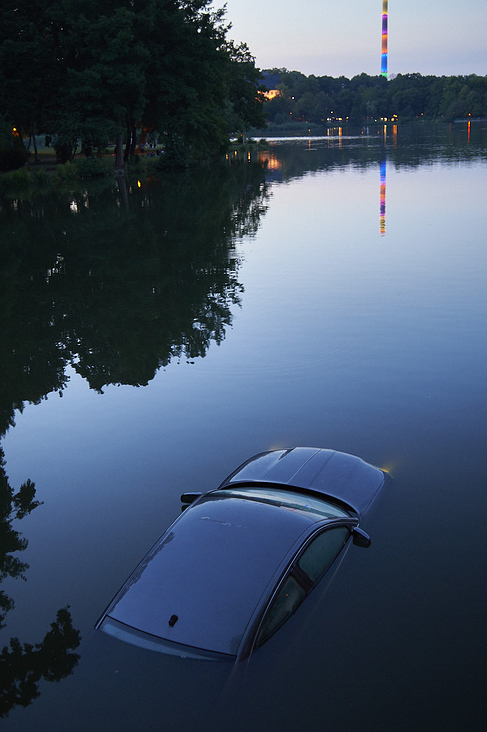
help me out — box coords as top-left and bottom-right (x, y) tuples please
(262, 69), (487, 125)
(0, 1), (264, 167)
(0, 447), (81, 717)
(0, 607), (81, 717)
(0, 161), (269, 421)
(224, 41), (266, 133)
(0, 115), (29, 170)
(0, 447), (42, 630)
(0, 1), (65, 162)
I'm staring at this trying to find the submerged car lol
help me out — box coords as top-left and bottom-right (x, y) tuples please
(96, 447), (388, 662)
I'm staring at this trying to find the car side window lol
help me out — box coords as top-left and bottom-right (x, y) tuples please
(297, 526), (350, 583)
(256, 575), (306, 647)
(256, 527), (350, 649)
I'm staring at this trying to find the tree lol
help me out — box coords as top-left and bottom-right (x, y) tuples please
(0, 1), (65, 161)
(0, 1), (265, 168)
(260, 68), (487, 126)
(223, 41), (266, 134)
(57, 0), (264, 164)
(0, 115), (29, 171)
(61, 0), (149, 163)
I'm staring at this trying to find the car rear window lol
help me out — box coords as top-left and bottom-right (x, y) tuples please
(297, 526), (350, 582)
(217, 486), (350, 519)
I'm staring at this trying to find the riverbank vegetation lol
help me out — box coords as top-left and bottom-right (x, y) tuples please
(1, 2), (486, 176)
(0, 0), (265, 171)
(261, 69), (487, 127)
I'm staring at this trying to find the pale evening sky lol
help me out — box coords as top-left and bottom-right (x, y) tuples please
(220, 0), (487, 79)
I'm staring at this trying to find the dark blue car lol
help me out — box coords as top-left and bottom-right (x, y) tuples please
(96, 448), (388, 663)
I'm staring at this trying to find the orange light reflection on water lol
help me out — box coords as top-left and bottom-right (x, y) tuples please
(257, 150), (282, 170)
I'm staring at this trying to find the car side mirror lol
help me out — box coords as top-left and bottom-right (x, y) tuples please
(180, 492), (202, 505)
(352, 527), (371, 548)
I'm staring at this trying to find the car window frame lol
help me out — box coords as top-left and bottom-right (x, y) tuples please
(248, 517), (357, 654)
(214, 483), (353, 521)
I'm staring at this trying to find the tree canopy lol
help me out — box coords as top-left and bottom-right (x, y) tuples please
(0, 1), (265, 166)
(262, 68), (487, 126)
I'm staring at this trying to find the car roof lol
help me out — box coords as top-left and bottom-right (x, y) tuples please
(219, 448), (385, 515)
(104, 491), (329, 657)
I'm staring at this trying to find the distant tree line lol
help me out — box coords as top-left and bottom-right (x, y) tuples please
(263, 69), (487, 126)
(0, 0), (265, 170)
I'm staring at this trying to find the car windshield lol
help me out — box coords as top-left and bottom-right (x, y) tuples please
(216, 486), (351, 519)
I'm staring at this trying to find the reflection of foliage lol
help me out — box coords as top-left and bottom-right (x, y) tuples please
(0, 447), (42, 630)
(0, 607), (81, 718)
(0, 162), (269, 432)
(257, 123), (487, 185)
(0, 447), (81, 717)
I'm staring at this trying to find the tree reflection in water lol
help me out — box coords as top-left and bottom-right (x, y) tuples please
(0, 162), (269, 435)
(0, 160), (269, 714)
(0, 447), (81, 718)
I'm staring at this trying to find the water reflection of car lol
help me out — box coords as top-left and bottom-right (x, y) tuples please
(96, 448), (388, 663)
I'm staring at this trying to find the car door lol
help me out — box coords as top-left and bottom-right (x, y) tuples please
(254, 524), (352, 648)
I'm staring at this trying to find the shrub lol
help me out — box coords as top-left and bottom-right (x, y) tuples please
(53, 134), (78, 163)
(52, 161), (78, 181)
(156, 134), (188, 169)
(0, 166), (31, 187)
(31, 167), (49, 185)
(74, 156), (112, 177)
(0, 147), (29, 171)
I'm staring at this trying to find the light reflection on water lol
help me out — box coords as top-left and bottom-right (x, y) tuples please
(1, 123), (486, 730)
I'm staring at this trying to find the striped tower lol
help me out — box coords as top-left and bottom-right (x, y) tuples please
(380, 159), (386, 235)
(381, 0), (388, 77)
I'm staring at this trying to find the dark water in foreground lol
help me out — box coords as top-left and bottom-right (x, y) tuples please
(1, 123), (486, 730)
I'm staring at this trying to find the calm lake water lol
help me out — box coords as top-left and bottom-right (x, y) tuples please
(1, 123), (486, 730)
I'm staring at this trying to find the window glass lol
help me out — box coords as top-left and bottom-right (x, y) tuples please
(257, 575), (306, 646)
(297, 527), (349, 583)
(217, 487), (350, 519)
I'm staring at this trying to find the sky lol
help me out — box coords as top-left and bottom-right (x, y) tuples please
(220, 0), (487, 79)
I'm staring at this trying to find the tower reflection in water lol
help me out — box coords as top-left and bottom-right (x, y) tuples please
(380, 159), (386, 236)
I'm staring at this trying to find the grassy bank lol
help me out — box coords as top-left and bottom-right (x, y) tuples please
(0, 138), (272, 194)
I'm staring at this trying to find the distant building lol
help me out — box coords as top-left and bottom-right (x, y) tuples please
(262, 71), (282, 101)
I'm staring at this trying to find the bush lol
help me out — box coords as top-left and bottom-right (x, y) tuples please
(0, 166), (31, 187)
(0, 147), (29, 171)
(52, 161), (78, 181)
(74, 156), (112, 177)
(31, 167), (49, 185)
(53, 134), (78, 163)
(156, 134), (188, 169)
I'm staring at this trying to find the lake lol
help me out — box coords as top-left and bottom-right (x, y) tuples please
(1, 122), (486, 730)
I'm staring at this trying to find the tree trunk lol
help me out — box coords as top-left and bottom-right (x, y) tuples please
(117, 175), (129, 211)
(124, 128), (131, 161)
(114, 115), (125, 171)
(114, 133), (125, 172)
(137, 128), (148, 153)
(32, 121), (39, 162)
(129, 124), (137, 158)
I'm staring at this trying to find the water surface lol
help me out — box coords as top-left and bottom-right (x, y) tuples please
(1, 123), (486, 730)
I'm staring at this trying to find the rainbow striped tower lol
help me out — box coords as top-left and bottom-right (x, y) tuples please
(381, 0), (388, 77)
(380, 159), (386, 235)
